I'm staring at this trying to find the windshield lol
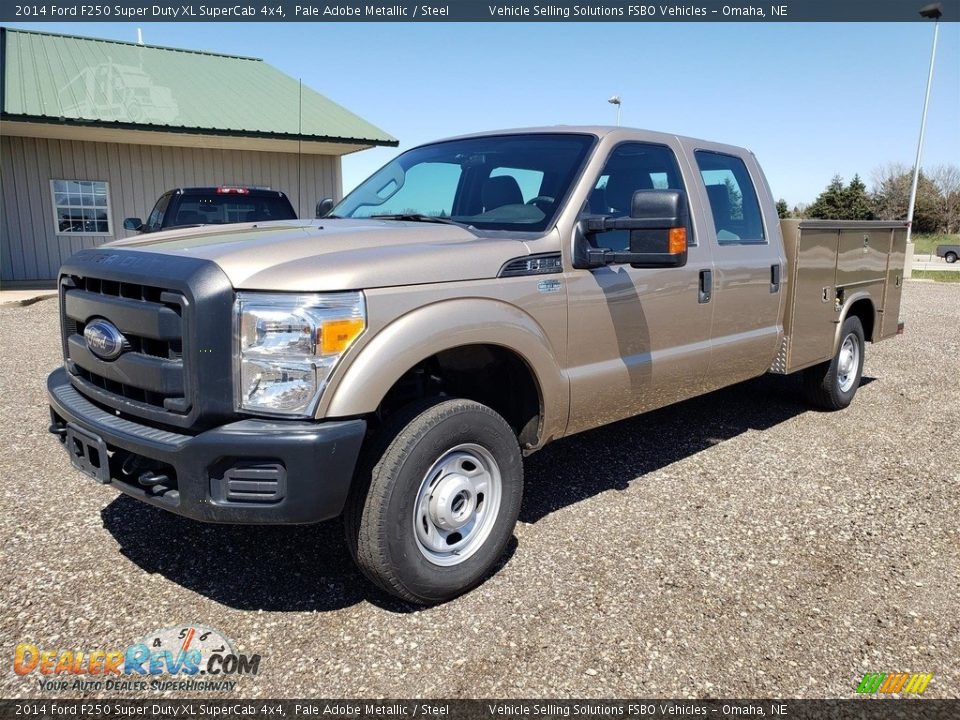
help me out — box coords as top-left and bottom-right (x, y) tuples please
(332, 133), (595, 232)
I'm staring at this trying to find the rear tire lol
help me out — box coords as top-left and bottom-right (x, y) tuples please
(945, 251), (958, 264)
(345, 398), (523, 605)
(802, 316), (865, 410)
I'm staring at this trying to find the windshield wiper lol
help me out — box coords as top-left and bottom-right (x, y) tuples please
(369, 213), (471, 228)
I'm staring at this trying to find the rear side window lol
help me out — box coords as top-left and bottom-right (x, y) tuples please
(165, 195), (296, 227)
(695, 151), (766, 245)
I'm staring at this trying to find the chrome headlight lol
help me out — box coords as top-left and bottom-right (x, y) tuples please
(235, 292), (365, 417)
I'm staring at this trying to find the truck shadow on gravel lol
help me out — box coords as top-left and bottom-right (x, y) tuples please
(100, 494), (518, 613)
(101, 496), (374, 611)
(100, 373), (872, 612)
(519, 373), (872, 523)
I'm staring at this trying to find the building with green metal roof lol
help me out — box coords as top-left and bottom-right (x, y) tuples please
(0, 27), (397, 282)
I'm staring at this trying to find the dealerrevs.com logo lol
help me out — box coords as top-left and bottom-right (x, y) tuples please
(14, 625), (261, 693)
(856, 672), (933, 695)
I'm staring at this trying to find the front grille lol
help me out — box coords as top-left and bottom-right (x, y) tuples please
(72, 365), (172, 408)
(61, 275), (190, 417)
(58, 248), (236, 431)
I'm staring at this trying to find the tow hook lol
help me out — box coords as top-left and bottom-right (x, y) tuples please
(138, 472), (169, 488)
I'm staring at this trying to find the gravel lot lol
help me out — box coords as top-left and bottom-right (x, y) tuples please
(1, 281), (957, 699)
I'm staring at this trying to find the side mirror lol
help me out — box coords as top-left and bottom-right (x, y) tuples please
(315, 198), (335, 218)
(123, 217), (143, 231)
(573, 189), (689, 270)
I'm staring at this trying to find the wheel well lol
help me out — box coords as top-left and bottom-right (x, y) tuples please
(846, 298), (875, 342)
(375, 345), (542, 448)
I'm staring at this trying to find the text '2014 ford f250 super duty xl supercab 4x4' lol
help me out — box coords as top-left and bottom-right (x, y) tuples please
(47, 128), (907, 604)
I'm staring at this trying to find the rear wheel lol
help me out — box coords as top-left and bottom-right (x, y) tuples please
(945, 251), (958, 264)
(802, 316), (865, 410)
(345, 398), (523, 605)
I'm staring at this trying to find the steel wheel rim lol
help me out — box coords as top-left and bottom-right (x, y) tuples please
(837, 333), (860, 393)
(413, 443), (503, 566)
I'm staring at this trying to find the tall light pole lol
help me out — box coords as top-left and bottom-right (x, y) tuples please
(905, 2), (943, 271)
(608, 96), (622, 126)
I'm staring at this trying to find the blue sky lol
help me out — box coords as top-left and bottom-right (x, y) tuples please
(11, 21), (960, 206)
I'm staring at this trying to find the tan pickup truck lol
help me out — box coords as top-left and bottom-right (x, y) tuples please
(47, 127), (906, 604)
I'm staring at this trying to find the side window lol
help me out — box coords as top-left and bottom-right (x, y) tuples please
(695, 151), (766, 245)
(587, 143), (690, 251)
(146, 194), (171, 231)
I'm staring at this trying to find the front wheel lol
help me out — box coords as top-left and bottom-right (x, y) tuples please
(802, 316), (865, 410)
(345, 398), (523, 605)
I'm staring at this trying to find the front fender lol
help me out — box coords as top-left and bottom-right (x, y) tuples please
(317, 298), (569, 447)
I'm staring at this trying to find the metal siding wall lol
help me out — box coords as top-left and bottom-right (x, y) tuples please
(1, 136), (24, 280)
(0, 136), (340, 282)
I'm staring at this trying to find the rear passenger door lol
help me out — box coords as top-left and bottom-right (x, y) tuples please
(693, 149), (783, 388)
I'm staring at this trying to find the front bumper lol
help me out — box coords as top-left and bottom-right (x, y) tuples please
(47, 368), (366, 524)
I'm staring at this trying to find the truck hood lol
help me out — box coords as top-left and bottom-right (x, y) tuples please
(103, 219), (527, 290)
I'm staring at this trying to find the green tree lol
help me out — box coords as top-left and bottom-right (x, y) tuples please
(807, 175), (847, 219)
(844, 175), (875, 220)
(776, 199), (790, 219)
(807, 175), (875, 220)
(724, 177), (743, 219)
(930, 164), (960, 234)
(871, 163), (941, 233)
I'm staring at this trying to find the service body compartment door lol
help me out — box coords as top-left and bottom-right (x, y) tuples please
(782, 222), (839, 369)
(880, 227), (907, 338)
(837, 227), (891, 288)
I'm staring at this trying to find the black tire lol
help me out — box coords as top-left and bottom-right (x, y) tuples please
(345, 398), (523, 605)
(802, 315), (865, 410)
(945, 252), (958, 264)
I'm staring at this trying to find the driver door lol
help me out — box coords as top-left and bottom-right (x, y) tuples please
(564, 141), (715, 435)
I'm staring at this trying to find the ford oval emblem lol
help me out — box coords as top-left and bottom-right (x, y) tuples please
(84, 319), (127, 361)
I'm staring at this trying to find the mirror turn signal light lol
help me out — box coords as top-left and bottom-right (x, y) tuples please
(668, 227), (687, 254)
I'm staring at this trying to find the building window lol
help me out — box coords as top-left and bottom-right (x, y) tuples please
(51, 180), (112, 236)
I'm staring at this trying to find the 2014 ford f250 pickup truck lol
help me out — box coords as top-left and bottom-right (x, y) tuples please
(47, 127), (907, 604)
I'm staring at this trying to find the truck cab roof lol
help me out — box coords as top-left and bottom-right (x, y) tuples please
(430, 125), (754, 158)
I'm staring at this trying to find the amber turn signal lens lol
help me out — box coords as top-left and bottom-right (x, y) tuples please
(668, 227), (687, 254)
(320, 318), (365, 355)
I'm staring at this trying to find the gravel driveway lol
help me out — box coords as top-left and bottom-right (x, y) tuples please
(1, 281), (957, 699)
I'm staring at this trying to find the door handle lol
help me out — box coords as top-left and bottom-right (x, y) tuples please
(699, 269), (712, 304)
(770, 263), (781, 293)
